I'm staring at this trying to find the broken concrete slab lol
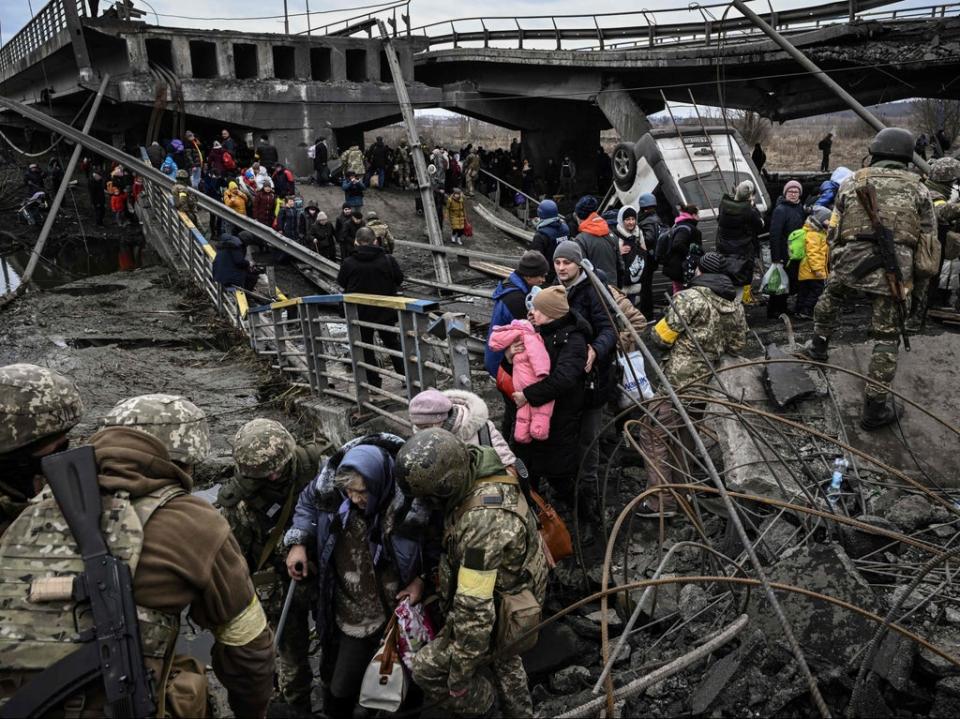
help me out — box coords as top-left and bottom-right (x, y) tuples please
(747, 543), (876, 665)
(690, 630), (763, 714)
(885, 493), (936, 532)
(931, 676), (960, 718)
(765, 342), (817, 408)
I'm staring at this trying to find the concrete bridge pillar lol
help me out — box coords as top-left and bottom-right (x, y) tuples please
(171, 37), (192, 78)
(125, 35), (149, 74)
(330, 48), (347, 83)
(256, 43), (274, 79)
(596, 80), (651, 143)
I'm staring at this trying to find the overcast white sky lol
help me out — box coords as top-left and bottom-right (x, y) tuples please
(0, 0), (928, 45)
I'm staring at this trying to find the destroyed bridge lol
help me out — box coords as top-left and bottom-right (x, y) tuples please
(1, 0), (959, 179)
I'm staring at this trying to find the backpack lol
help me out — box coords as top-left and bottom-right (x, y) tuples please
(655, 226), (674, 261)
(788, 227), (807, 261)
(560, 162), (572, 179)
(222, 151), (236, 171)
(682, 243), (703, 286)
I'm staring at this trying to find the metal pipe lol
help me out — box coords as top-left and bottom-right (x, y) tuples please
(731, 0), (930, 173)
(578, 259), (830, 718)
(16, 73), (109, 296)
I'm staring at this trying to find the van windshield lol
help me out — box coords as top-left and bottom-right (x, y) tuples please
(678, 170), (745, 209)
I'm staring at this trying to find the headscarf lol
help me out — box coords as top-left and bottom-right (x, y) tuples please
(338, 444), (395, 520)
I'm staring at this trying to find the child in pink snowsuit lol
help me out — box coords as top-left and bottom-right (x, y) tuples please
(487, 319), (554, 443)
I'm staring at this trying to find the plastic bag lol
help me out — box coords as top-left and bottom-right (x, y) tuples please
(617, 350), (655, 409)
(762, 262), (789, 295)
(394, 598), (436, 670)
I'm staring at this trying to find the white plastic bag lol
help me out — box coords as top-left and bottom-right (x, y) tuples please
(306, 144), (316, 159)
(761, 262), (789, 295)
(617, 350), (655, 409)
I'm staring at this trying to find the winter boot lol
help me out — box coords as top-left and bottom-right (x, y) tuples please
(801, 334), (829, 361)
(859, 395), (902, 431)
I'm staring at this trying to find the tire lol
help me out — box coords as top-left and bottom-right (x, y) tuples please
(612, 142), (638, 191)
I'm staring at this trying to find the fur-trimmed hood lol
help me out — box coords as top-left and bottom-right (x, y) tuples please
(444, 389), (488, 441)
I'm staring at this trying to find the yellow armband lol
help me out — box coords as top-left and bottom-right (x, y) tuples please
(457, 566), (497, 599)
(654, 318), (679, 345)
(214, 595), (268, 646)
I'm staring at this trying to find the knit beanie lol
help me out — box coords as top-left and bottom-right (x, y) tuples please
(698, 251), (726, 275)
(532, 285), (569, 320)
(735, 180), (755, 201)
(408, 388), (453, 426)
(553, 240), (583, 265)
(574, 195), (599, 220)
(317, 211), (328, 222)
(810, 206), (833, 230)
(517, 250), (549, 278)
(620, 206), (638, 222)
(783, 180), (803, 196)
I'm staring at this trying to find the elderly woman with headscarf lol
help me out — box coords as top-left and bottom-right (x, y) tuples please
(284, 434), (427, 719)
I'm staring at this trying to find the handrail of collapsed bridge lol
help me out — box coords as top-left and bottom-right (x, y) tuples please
(299, 0), (411, 37)
(136, 164), (474, 430)
(478, 167), (539, 226)
(0, 0), (86, 78)
(409, 0), (952, 50)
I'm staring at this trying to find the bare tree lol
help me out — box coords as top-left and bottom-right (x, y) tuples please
(912, 98), (960, 148)
(730, 110), (772, 147)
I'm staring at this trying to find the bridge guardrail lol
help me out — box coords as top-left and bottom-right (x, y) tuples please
(137, 168), (472, 430)
(410, 0), (959, 51)
(0, 0), (85, 80)
(478, 167), (539, 226)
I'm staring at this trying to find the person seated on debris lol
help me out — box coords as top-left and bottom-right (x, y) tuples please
(638, 252), (747, 516)
(408, 388), (516, 467)
(284, 435), (426, 719)
(213, 232), (261, 292)
(504, 285), (589, 511)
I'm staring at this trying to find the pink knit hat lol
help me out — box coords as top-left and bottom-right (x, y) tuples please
(408, 388), (453, 426)
(783, 180), (803, 196)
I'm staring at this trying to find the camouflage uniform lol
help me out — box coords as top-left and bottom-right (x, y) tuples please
(1, 394), (275, 717)
(172, 170), (199, 226)
(915, 159), (960, 316)
(0, 364), (83, 536)
(395, 141), (412, 188)
(463, 151), (480, 196)
(217, 419), (326, 710)
(398, 432), (548, 719)
(812, 162), (937, 400)
(340, 146), (366, 177)
(643, 276), (747, 511)
(365, 215), (395, 253)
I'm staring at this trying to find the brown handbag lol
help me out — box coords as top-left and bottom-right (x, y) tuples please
(528, 488), (573, 566)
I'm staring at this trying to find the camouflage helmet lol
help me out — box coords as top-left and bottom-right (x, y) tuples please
(929, 157), (960, 183)
(868, 127), (915, 163)
(0, 364), (83, 453)
(395, 427), (469, 501)
(233, 418), (296, 479)
(101, 393), (209, 465)
(175, 169), (189, 180)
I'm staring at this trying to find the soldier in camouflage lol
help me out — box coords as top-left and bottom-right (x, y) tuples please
(172, 168), (199, 226)
(0, 364), (83, 536)
(804, 127), (938, 429)
(641, 252), (747, 514)
(1, 393), (275, 717)
(395, 139), (412, 189)
(917, 157), (960, 312)
(217, 418), (326, 715)
(396, 428), (548, 719)
(340, 145), (367, 178)
(364, 211), (396, 253)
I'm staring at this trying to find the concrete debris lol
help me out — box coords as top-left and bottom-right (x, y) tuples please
(931, 676), (960, 718)
(678, 585), (710, 622)
(886, 494), (936, 532)
(764, 342), (817, 408)
(549, 665), (591, 694)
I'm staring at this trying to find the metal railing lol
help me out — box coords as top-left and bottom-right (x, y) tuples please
(306, 0), (411, 37)
(0, 0), (85, 79)
(246, 295), (473, 427)
(478, 167), (539, 226)
(410, 0), (959, 52)
(135, 160), (473, 429)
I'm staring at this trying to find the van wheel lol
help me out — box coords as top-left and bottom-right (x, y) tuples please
(612, 142), (637, 190)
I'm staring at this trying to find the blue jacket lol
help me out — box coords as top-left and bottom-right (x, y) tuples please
(211, 234), (250, 287)
(341, 177), (366, 207)
(285, 433), (426, 644)
(811, 180), (838, 210)
(484, 272), (532, 377)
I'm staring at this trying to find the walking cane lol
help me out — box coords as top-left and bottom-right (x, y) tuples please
(274, 563), (301, 652)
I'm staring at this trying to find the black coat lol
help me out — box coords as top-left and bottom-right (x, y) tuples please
(256, 141), (278, 168)
(717, 195), (764, 260)
(212, 235), (253, 288)
(369, 141), (389, 170)
(336, 244), (404, 323)
(565, 274), (618, 408)
(661, 220), (701, 282)
(87, 175), (105, 207)
(517, 311), (590, 479)
(769, 196), (806, 263)
(313, 141), (329, 170)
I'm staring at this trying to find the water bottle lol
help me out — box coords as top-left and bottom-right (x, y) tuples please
(827, 457), (848, 509)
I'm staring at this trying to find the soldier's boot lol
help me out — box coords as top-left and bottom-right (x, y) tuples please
(801, 334), (829, 362)
(859, 395), (902, 431)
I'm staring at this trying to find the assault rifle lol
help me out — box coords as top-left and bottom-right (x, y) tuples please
(852, 182), (911, 352)
(0, 446), (156, 719)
